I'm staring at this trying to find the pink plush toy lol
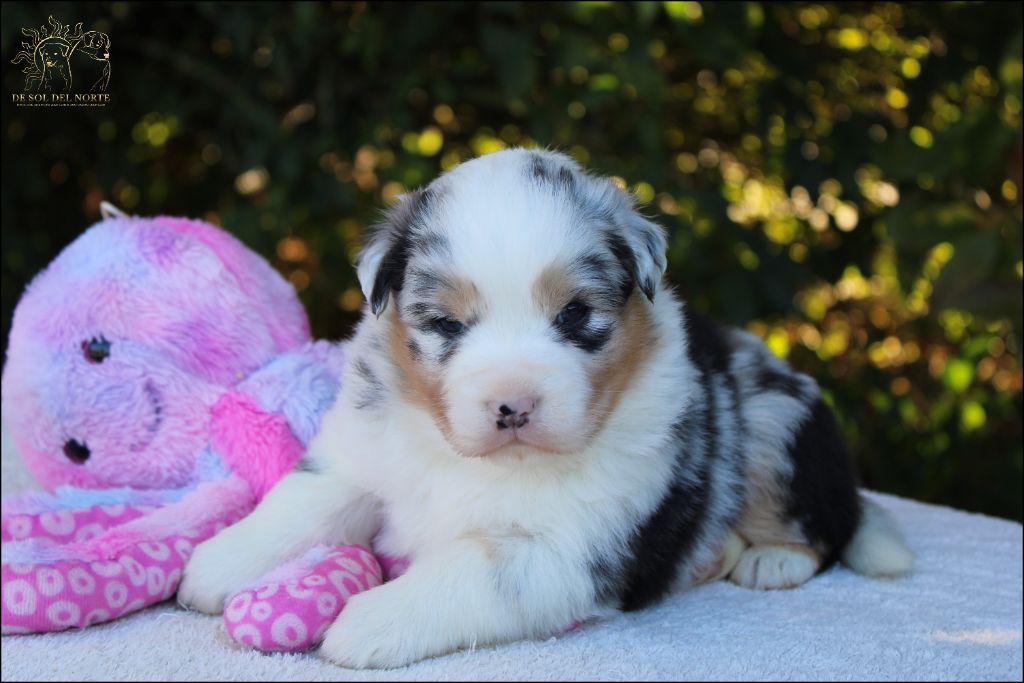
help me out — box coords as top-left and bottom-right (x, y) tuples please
(0, 208), (373, 641)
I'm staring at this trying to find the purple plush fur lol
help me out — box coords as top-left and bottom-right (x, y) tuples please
(1, 216), (310, 490)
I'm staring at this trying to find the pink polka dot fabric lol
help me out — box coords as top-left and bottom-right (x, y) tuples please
(2, 505), (153, 545)
(1, 503), (237, 635)
(2, 531), (198, 634)
(224, 545), (382, 653)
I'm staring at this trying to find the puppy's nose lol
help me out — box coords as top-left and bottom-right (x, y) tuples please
(489, 397), (536, 430)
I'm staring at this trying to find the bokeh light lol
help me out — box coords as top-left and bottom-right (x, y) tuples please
(1, 1), (1021, 520)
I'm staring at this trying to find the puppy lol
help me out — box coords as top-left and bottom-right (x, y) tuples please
(179, 149), (913, 668)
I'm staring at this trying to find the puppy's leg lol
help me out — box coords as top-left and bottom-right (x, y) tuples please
(730, 477), (823, 590)
(320, 534), (593, 669)
(178, 470), (378, 614)
(731, 395), (860, 591)
(689, 531), (747, 585)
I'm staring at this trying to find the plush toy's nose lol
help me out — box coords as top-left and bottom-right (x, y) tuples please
(63, 439), (91, 463)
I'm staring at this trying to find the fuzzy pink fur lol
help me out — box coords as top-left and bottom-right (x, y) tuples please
(1, 216), (311, 491)
(155, 217), (310, 353)
(211, 391), (305, 500)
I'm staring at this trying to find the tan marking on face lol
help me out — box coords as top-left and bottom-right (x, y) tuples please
(534, 262), (659, 438)
(587, 293), (658, 435)
(386, 306), (456, 443)
(436, 275), (481, 322)
(532, 262), (577, 315)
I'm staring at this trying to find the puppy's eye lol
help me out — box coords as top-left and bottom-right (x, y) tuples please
(433, 317), (466, 337)
(82, 337), (111, 364)
(556, 301), (591, 328)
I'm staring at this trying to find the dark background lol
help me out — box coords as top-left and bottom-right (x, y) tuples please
(2, 2), (1021, 520)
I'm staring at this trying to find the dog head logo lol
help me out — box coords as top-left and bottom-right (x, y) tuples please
(11, 16), (111, 94)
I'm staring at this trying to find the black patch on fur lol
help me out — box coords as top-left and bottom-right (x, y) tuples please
(569, 251), (633, 310)
(557, 166), (577, 193)
(576, 187), (618, 225)
(527, 152), (581, 204)
(552, 317), (612, 353)
(407, 268), (452, 298)
(410, 231), (450, 258)
(606, 217), (662, 303)
(353, 357), (378, 385)
(605, 306), (747, 611)
(370, 235), (411, 316)
(576, 252), (610, 277)
(683, 308), (732, 376)
(528, 154), (660, 304)
(589, 554), (621, 605)
(369, 188), (438, 316)
(784, 399), (861, 568)
(353, 358), (386, 410)
(615, 401), (715, 611)
(615, 368), (721, 609)
(548, 248), (632, 354)
(405, 302), (435, 327)
(756, 367), (804, 399)
(437, 334), (464, 365)
(406, 339), (423, 363)
(643, 229), (662, 265)
(293, 457), (320, 474)
(723, 372), (749, 502)
(530, 154), (552, 183)
(605, 232), (639, 302)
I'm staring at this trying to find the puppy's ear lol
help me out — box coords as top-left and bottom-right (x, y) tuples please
(617, 209), (668, 302)
(356, 227), (393, 317)
(356, 188), (435, 317)
(583, 172), (669, 303)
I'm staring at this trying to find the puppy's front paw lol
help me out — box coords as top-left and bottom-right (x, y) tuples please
(729, 544), (819, 590)
(178, 530), (267, 614)
(319, 583), (437, 669)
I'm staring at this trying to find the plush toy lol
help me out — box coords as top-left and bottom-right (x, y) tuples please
(0, 207), (369, 638)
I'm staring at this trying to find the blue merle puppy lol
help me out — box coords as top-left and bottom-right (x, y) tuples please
(180, 148), (913, 668)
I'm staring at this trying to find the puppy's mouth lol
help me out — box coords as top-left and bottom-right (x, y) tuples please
(457, 423), (578, 459)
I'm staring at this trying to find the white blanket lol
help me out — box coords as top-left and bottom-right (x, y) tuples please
(2, 423), (1021, 681)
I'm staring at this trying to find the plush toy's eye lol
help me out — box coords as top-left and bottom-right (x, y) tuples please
(63, 438), (91, 463)
(82, 337), (111, 364)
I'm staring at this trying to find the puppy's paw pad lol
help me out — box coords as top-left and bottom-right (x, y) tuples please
(729, 545), (818, 590)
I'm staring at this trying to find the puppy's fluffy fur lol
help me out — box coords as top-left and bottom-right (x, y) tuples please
(179, 149), (913, 668)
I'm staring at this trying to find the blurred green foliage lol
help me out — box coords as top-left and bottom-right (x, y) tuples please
(2, 1), (1021, 519)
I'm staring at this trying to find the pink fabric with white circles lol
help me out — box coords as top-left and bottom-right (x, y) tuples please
(2, 505), (152, 544)
(224, 545), (383, 652)
(1, 510), (231, 635)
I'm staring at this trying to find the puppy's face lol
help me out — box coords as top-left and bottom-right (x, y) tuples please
(358, 150), (667, 458)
